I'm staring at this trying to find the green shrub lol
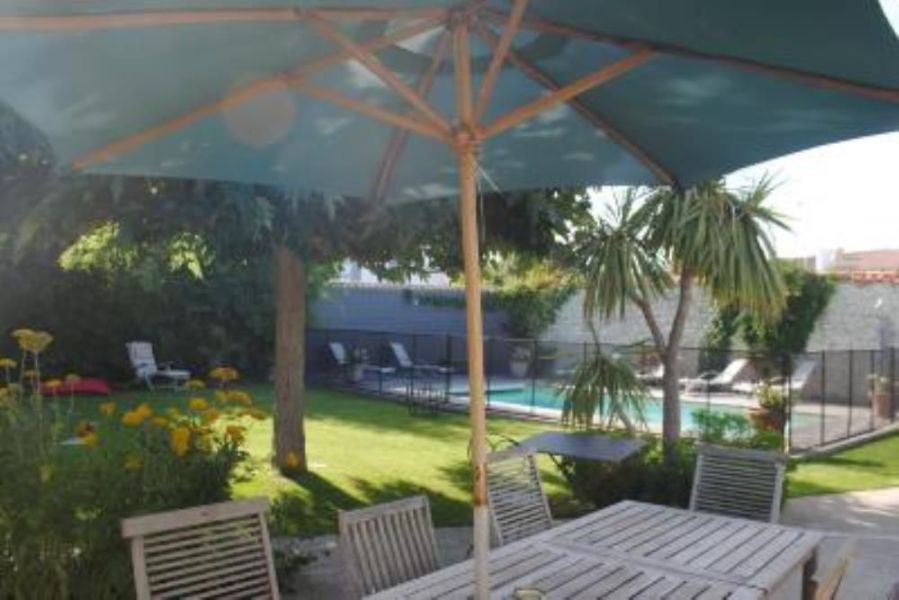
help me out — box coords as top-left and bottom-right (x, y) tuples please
(562, 437), (698, 510)
(0, 331), (252, 599)
(692, 407), (784, 449)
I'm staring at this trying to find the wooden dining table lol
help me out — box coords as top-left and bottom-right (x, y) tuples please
(366, 500), (823, 599)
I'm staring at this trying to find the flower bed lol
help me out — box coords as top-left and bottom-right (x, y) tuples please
(0, 329), (257, 598)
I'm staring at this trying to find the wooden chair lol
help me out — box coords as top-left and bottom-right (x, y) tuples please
(804, 536), (856, 600)
(486, 447), (553, 546)
(689, 443), (788, 523)
(338, 495), (440, 596)
(121, 498), (279, 600)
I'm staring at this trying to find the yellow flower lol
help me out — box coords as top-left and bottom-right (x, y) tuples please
(22, 369), (37, 379)
(226, 390), (253, 405)
(185, 378), (206, 390)
(0, 358), (16, 369)
(188, 397), (209, 412)
(136, 403), (153, 418)
(81, 432), (99, 449)
(39, 464), (54, 484)
(99, 402), (116, 417)
(13, 329), (53, 354)
(240, 407), (268, 421)
(201, 408), (222, 426)
(151, 416), (169, 428)
(214, 390), (228, 404)
(194, 433), (213, 453)
(284, 452), (301, 469)
(64, 373), (81, 384)
(209, 366), (239, 383)
(44, 379), (62, 391)
(225, 425), (246, 444)
(74, 420), (95, 437)
(124, 454), (143, 471)
(169, 427), (191, 457)
(166, 407), (183, 419)
(122, 406), (151, 427)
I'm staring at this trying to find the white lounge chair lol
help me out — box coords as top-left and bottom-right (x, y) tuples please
(732, 358), (817, 396)
(638, 363), (665, 385)
(389, 341), (453, 375)
(682, 358), (749, 393)
(126, 341), (190, 391)
(328, 341), (396, 381)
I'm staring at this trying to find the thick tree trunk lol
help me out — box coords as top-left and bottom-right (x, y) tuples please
(274, 243), (307, 473)
(661, 271), (695, 447)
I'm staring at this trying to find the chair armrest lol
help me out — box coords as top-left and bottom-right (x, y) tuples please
(158, 361), (175, 370)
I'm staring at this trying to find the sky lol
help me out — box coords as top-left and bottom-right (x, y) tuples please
(588, 0), (899, 260)
(590, 131), (899, 260)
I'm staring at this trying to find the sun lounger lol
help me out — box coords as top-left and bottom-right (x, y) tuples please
(389, 341), (453, 375)
(681, 358), (749, 393)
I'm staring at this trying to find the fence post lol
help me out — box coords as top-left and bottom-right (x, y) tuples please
(531, 337), (538, 414)
(820, 350), (826, 446)
(847, 349), (854, 440)
(892, 347), (897, 423)
(870, 350), (875, 431)
(784, 352), (792, 452)
(445, 334), (452, 400)
(409, 333), (416, 400)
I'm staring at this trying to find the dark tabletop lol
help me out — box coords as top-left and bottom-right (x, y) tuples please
(517, 431), (645, 463)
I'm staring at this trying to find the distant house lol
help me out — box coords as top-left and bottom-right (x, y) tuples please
(790, 248), (899, 284)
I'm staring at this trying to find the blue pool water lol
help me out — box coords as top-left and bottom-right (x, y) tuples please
(485, 386), (750, 429)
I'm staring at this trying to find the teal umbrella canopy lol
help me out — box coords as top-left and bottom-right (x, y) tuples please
(0, 0), (896, 199)
(3, 3), (898, 597)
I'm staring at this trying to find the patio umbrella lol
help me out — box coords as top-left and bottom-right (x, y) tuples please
(1, 1), (898, 595)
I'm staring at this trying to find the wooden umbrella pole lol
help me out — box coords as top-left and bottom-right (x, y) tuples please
(452, 15), (490, 600)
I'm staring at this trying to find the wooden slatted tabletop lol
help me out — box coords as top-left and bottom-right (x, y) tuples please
(366, 501), (822, 599)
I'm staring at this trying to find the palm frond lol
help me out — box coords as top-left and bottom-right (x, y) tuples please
(562, 349), (647, 432)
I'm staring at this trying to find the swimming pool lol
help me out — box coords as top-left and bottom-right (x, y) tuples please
(483, 386), (750, 430)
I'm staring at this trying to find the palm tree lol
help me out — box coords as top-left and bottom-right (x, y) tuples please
(573, 180), (787, 446)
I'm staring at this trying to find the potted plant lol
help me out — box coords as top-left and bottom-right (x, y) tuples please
(748, 383), (787, 432)
(868, 375), (893, 420)
(349, 347), (369, 383)
(509, 345), (533, 379)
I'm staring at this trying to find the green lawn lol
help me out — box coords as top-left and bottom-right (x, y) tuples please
(74, 385), (571, 536)
(789, 433), (899, 497)
(74, 384), (899, 535)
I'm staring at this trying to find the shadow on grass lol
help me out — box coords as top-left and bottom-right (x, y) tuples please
(269, 471), (472, 537)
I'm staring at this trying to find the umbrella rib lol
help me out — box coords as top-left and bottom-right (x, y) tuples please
(473, 0), (528, 122)
(480, 47), (655, 139)
(471, 18), (676, 186)
(69, 17), (444, 171)
(371, 29), (453, 203)
(291, 81), (448, 142)
(484, 8), (899, 104)
(0, 7), (449, 31)
(310, 16), (452, 136)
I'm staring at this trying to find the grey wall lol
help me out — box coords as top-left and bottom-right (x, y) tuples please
(311, 283), (508, 336)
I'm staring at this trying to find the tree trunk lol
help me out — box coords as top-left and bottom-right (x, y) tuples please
(661, 271), (695, 447)
(274, 243), (307, 474)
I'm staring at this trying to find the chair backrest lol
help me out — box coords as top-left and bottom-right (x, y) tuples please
(126, 341), (158, 377)
(711, 358), (749, 385)
(328, 342), (348, 365)
(690, 444), (787, 522)
(389, 341), (414, 369)
(486, 448), (553, 546)
(121, 498), (279, 600)
(338, 495), (440, 596)
(790, 359), (817, 388)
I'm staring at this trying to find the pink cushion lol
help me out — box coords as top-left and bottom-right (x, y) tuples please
(42, 378), (111, 396)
